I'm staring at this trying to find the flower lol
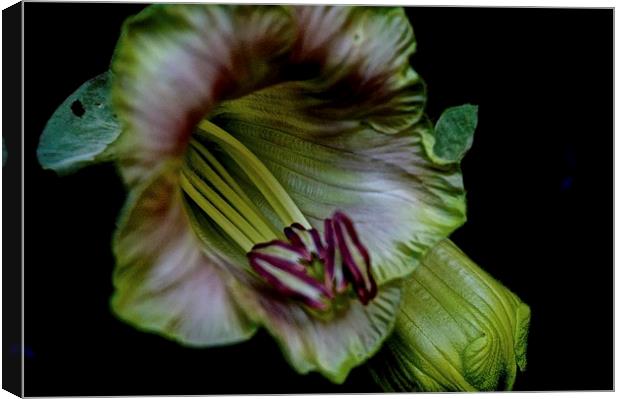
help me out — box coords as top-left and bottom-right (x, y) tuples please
(37, 5), (470, 383)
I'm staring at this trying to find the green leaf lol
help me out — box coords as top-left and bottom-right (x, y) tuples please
(368, 239), (530, 392)
(424, 104), (478, 165)
(37, 72), (121, 174)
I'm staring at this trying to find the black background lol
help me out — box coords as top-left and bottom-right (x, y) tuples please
(23, 3), (613, 395)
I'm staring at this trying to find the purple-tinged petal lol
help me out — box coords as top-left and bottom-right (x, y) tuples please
(112, 164), (256, 346)
(111, 5), (296, 185)
(230, 277), (402, 383)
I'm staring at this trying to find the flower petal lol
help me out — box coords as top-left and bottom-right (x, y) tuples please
(230, 278), (402, 383)
(211, 96), (467, 285)
(290, 6), (425, 133)
(111, 162), (257, 346)
(37, 72), (121, 175)
(201, 6), (466, 284)
(111, 4), (296, 183)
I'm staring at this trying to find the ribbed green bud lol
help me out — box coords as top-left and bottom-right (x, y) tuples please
(368, 239), (530, 392)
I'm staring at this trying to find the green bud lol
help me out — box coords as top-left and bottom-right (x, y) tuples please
(368, 239), (530, 392)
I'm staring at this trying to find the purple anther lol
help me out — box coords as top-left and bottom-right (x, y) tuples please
(284, 223), (325, 261)
(332, 211), (377, 304)
(323, 218), (349, 295)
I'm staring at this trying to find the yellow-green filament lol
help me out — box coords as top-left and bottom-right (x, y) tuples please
(190, 140), (257, 212)
(197, 120), (311, 229)
(188, 141), (281, 240)
(182, 166), (268, 245)
(179, 172), (254, 252)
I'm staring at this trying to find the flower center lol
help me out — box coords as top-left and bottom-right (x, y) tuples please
(180, 120), (376, 312)
(180, 119), (308, 252)
(249, 214), (378, 314)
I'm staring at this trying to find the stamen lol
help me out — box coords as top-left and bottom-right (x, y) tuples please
(186, 144), (281, 240)
(179, 172), (255, 252)
(182, 166), (267, 244)
(247, 211), (377, 313)
(249, 251), (332, 311)
(332, 212), (377, 304)
(252, 240), (312, 267)
(197, 120), (310, 229)
(190, 140), (250, 204)
(323, 219), (347, 294)
(284, 223), (324, 259)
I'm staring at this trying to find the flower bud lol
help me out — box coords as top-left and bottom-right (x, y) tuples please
(368, 239), (530, 392)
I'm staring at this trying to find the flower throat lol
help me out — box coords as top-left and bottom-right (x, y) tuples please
(181, 120), (377, 312)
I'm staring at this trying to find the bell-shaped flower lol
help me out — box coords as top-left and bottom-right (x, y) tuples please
(37, 5), (472, 383)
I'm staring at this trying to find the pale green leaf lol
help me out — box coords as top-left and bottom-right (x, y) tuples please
(37, 72), (120, 175)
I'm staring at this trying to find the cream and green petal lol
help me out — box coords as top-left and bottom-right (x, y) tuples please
(291, 6), (425, 134)
(110, 3), (468, 286)
(230, 278), (402, 383)
(41, 3), (481, 383)
(209, 94), (467, 285)
(111, 4), (297, 184)
(111, 164), (257, 346)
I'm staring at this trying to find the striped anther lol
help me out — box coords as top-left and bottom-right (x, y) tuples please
(248, 246), (332, 310)
(284, 223), (324, 259)
(323, 219), (347, 295)
(332, 212), (377, 305)
(247, 211), (376, 311)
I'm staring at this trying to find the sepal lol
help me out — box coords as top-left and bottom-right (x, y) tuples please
(368, 239), (530, 392)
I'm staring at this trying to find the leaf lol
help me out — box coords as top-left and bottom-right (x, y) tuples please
(424, 104), (478, 165)
(37, 72), (121, 174)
